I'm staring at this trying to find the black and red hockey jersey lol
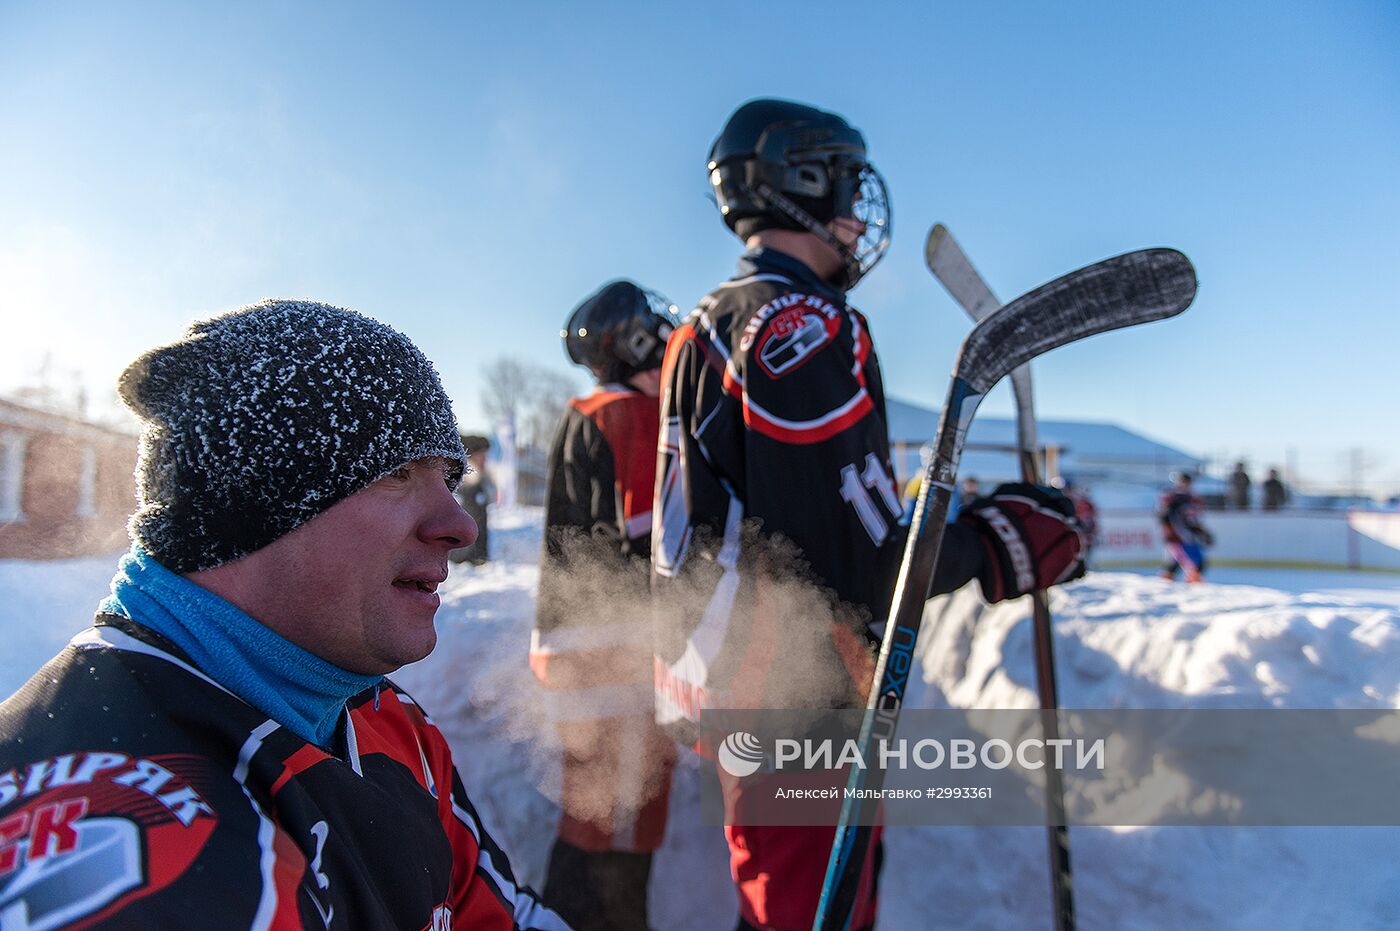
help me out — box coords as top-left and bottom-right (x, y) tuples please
(1158, 489), (1209, 546)
(0, 616), (566, 930)
(529, 387), (674, 854)
(539, 387), (659, 568)
(531, 387), (660, 710)
(651, 248), (979, 732)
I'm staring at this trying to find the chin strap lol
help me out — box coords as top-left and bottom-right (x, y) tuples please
(752, 181), (861, 290)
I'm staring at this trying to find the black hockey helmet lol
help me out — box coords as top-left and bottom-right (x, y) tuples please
(707, 98), (891, 290)
(562, 279), (679, 384)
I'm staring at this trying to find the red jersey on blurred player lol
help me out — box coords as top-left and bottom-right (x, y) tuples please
(531, 280), (679, 931)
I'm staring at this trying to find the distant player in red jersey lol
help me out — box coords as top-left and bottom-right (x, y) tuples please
(1159, 471), (1213, 582)
(1053, 476), (1100, 559)
(0, 300), (565, 930)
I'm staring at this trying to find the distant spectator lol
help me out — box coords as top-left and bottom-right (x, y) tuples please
(1228, 461), (1252, 510)
(1053, 477), (1099, 557)
(907, 473), (981, 522)
(1159, 471), (1213, 583)
(902, 474), (923, 524)
(451, 435), (495, 565)
(948, 475), (981, 519)
(901, 447), (933, 524)
(1261, 468), (1289, 511)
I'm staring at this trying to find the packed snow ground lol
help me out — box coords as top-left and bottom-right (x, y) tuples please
(6, 511), (1400, 929)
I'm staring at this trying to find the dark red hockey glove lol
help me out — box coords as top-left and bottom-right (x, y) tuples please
(955, 482), (1088, 603)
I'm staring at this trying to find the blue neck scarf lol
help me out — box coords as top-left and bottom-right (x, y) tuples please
(99, 547), (382, 748)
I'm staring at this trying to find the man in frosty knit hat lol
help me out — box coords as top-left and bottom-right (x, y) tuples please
(0, 299), (568, 930)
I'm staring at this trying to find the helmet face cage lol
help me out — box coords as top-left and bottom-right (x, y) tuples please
(641, 288), (681, 331)
(751, 157), (892, 291)
(840, 161), (892, 288)
(616, 288), (679, 370)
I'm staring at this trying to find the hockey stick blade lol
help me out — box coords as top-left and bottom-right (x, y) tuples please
(925, 223), (1000, 319)
(925, 223), (1039, 450)
(956, 248), (1196, 394)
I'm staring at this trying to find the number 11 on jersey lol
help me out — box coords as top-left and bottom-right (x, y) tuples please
(839, 454), (901, 545)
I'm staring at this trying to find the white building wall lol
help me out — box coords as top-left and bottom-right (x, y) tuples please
(0, 430), (28, 522)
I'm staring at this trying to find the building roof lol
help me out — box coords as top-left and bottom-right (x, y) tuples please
(0, 396), (138, 443)
(884, 396), (1201, 466)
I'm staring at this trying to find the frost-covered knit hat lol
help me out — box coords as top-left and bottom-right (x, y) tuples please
(119, 299), (467, 573)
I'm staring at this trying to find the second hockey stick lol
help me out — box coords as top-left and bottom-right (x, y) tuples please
(926, 222), (1074, 931)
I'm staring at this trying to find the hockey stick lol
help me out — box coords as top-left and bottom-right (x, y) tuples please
(813, 247), (1197, 931)
(925, 223), (1074, 931)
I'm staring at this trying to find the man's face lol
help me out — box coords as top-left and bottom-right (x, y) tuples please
(793, 215), (868, 285)
(225, 456), (476, 675)
(829, 179), (870, 248)
(829, 214), (868, 250)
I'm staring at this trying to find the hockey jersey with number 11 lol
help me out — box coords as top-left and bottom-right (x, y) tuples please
(651, 247), (981, 738)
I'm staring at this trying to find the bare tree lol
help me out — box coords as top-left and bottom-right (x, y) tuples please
(521, 368), (579, 450)
(479, 356), (580, 450)
(480, 357), (531, 433)
(1341, 447), (1384, 500)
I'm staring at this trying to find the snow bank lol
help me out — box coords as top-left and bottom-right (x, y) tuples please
(916, 571), (1400, 710)
(897, 573), (1400, 930)
(6, 512), (1400, 929)
(395, 511), (1400, 930)
(0, 553), (122, 697)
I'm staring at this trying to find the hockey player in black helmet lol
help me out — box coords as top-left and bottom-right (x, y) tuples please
(533, 279), (679, 931)
(707, 97), (892, 290)
(563, 278), (677, 389)
(652, 99), (1087, 930)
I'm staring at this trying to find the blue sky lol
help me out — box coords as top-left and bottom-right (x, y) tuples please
(1, 1), (1396, 491)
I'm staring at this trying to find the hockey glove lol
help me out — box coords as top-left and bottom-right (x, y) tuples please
(956, 483), (1088, 603)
